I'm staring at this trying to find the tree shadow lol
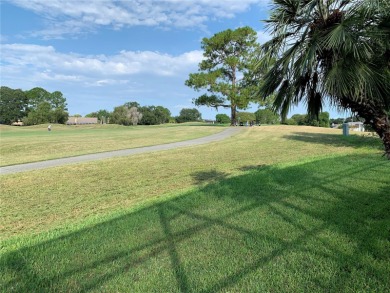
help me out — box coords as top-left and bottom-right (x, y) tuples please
(191, 170), (229, 185)
(283, 132), (382, 150)
(237, 164), (268, 172)
(1, 155), (389, 292)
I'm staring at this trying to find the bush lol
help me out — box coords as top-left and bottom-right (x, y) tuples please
(216, 114), (230, 124)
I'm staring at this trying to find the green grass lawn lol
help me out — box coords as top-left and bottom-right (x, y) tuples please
(1, 125), (389, 292)
(0, 123), (225, 166)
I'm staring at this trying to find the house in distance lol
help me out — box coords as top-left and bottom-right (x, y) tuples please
(66, 117), (98, 125)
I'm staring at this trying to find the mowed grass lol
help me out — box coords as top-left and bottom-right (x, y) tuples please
(1, 125), (389, 292)
(0, 123), (225, 166)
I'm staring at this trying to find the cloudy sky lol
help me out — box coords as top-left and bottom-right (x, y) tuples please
(1, 0), (343, 119)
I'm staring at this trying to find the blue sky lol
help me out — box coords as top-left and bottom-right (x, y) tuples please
(1, 0), (346, 119)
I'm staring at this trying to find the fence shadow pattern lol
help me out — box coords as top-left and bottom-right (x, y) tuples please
(1, 155), (389, 292)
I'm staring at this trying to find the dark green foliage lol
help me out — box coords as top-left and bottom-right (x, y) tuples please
(23, 102), (53, 125)
(317, 112), (330, 128)
(255, 108), (280, 124)
(283, 118), (298, 125)
(287, 112), (330, 127)
(176, 108), (202, 123)
(0, 86), (28, 124)
(236, 112), (256, 123)
(23, 102), (69, 125)
(123, 101), (141, 109)
(139, 107), (159, 125)
(330, 118), (345, 125)
(51, 108), (69, 124)
(110, 106), (129, 125)
(140, 106), (171, 125)
(25, 87), (51, 110)
(290, 114), (307, 126)
(215, 114), (230, 124)
(0, 86), (69, 125)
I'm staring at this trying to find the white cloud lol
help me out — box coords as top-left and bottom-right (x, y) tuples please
(85, 79), (130, 87)
(0, 43), (203, 87)
(7, 0), (269, 38)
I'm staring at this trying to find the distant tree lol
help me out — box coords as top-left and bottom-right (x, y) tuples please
(344, 115), (365, 123)
(123, 101), (140, 109)
(288, 112), (330, 127)
(50, 91), (67, 110)
(140, 107), (158, 125)
(283, 118), (298, 125)
(317, 112), (330, 128)
(111, 106), (129, 125)
(139, 106), (171, 125)
(52, 108), (69, 124)
(176, 108), (202, 123)
(73, 114), (82, 117)
(111, 105), (142, 126)
(255, 108), (280, 124)
(290, 114), (307, 126)
(330, 118), (345, 125)
(153, 106), (171, 124)
(185, 26), (264, 126)
(237, 112), (256, 124)
(111, 102), (170, 125)
(0, 86), (28, 124)
(216, 114), (230, 124)
(23, 87), (68, 124)
(23, 102), (53, 125)
(128, 107), (143, 126)
(86, 109), (111, 123)
(25, 87), (51, 110)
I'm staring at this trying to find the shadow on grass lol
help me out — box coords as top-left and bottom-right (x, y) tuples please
(1, 155), (389, 292)
(284, 132), (383, 150)
(191, 170), (229, 185)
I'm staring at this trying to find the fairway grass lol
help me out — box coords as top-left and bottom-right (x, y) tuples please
(0, 123), (225, 166)
(1, 125), (389, 292)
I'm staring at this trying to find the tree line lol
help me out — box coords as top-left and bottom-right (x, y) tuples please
(0, 86), (204, 126)
(216, 110), (330, 127)
(85, 102), (202, 125)
(0, 86), (69, 125)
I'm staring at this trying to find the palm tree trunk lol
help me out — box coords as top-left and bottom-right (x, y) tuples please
(373, 114), (390, 159)
(341, 98), (390, 159)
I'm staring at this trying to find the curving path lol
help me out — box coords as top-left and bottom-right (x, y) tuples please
(1, 127), (242, 175)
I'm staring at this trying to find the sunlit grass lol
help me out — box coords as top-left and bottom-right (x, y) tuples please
(0, 123), (224, 166)
(1, 125), (388, 292)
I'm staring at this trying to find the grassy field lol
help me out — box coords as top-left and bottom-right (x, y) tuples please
(0, 123), (225, 166)
(1, 125), (389, 292)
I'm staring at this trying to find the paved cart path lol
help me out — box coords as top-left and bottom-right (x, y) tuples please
(1, 127), (242, 175)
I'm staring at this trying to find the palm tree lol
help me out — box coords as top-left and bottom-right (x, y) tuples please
(258, 0), (390, 158)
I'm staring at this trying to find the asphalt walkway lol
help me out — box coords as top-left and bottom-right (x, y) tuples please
(0, 127), (241, 175)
